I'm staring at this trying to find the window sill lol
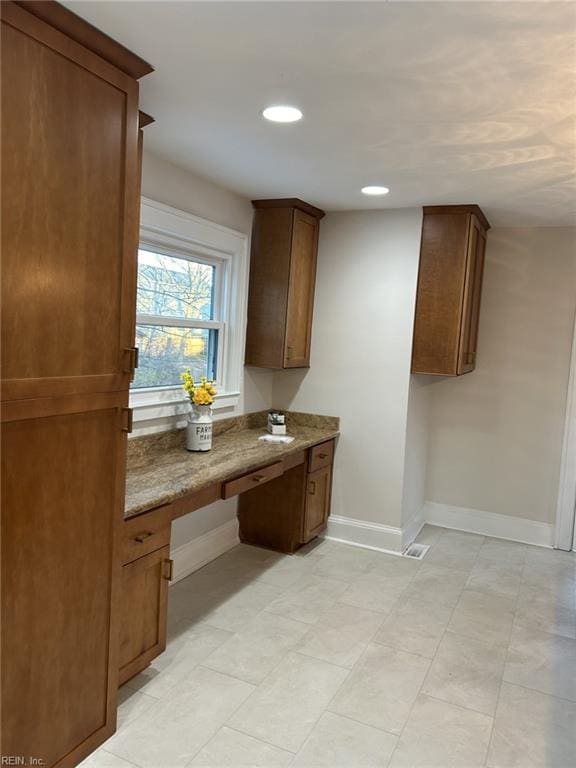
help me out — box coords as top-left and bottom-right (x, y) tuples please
(129, 386), (241, 428)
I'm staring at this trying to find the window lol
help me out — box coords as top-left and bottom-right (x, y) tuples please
(130, 198), (248, 429)
(133, 249), (223, 389)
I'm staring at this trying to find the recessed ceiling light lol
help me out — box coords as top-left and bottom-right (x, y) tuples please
(361, 185), (390, 196)
(262, 105), (303, 123)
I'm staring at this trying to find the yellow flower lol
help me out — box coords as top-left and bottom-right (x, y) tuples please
(193, 388), (213, 406)
(181, 369), (217, 405)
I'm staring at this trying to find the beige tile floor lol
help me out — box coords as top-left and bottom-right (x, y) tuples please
(82, 526), (576, 768)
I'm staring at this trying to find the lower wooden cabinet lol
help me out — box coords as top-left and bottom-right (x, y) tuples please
(1, 395), (128, 767)
(302, 464), (333, 544)
(117, 439), (336, 692)
(237, 440), (335, 553)
(238, 463), (307, 553)
(119, 544), (172, 685)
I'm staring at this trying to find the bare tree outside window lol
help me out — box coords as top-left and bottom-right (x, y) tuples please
(132, 250), (219, 388)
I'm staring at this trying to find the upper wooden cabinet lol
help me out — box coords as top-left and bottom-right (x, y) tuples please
(1, 0), (149, 401)
(245, 198), (325, 369)
(411, 205), (490, 376)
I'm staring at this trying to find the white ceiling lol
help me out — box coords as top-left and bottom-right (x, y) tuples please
(66, 1), (576, 226)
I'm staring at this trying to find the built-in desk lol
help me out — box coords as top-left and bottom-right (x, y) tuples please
(119, 410), (339, 684)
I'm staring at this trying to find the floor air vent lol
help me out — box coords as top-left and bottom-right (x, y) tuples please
(402, 542), (430, 560)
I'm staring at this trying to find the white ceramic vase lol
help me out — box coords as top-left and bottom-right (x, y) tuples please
(186, 405), (213, 452)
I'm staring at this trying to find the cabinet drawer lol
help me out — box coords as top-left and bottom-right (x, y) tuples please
(308, 440), (334, 473)
(122, 505), (172, 565)
(222, 462), (283, 499)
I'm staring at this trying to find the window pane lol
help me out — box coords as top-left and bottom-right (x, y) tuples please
(132, 325), (218, 389)
(137, 249), (215, 320)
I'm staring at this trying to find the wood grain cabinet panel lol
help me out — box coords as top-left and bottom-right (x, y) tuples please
(302, 465), (333, 544)
(308, 440), (335, 473)
(411, 205), (490, 376)
(122, 504), (172, 565)
(0, 395), (127, 766)
(237, 442), (335, 553)
(238, 464), (308, 554)
(1, 1), (142, 401)
(119, 545), (172, 686)
(0, 2), (152, 765)
(245, 199), (324, 369)
(222, 461), (283, 499)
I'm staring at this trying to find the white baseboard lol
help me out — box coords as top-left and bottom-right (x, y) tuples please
(325, 514), (404, 555)
(401, 508), (426, 550)
(325, 501), (554, 556)
(424, 501), (554, 548)
(170, 518), (240, 583)
(169, 501), (554, 580)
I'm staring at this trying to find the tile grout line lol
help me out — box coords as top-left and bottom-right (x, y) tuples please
(292, 709), (401, 767)
(300, 561), (427, 766)
(220, 653), (351, 763)
(259, 582), (412, 765)
(180, 668), (263, 768)
(386, 528), (485, 767)
(98, 748), (143, 768)
(111, 554), (339, 767)
(205, 635), (356, 755)
(289, 651), (359, 762)
(113, 534), (571, 768)
(420, 692), (497, 721)
(483, 549), (527, 767)
(224, 723), (298, 756)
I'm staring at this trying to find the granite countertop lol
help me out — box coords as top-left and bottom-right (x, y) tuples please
(125, 411), (339, 519)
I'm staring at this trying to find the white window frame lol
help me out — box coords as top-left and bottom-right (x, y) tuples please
(136, 246), (225, 388)
(130, 198), (249, 431)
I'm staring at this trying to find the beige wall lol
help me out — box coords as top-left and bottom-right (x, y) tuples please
(273, 209), (423, 532)
(141, 150), (252, 234)
(426, 227), (576, 524)
(139, 154), (576, 542)
(401, 375), (433, 529)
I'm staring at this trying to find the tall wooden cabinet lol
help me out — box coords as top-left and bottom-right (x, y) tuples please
(411, 205), (490, 376)
(1, 3), (151, 766)
(245, 199), (325, 369)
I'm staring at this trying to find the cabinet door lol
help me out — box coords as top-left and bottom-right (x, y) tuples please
(458, 216), (487, 374)
(245, 207), (293, 369)
(1, 3), (140, 401)
(119, 546), (172, 685)
(1, 393), (127, 767)
(284, 210), (319, 367)
(411, 213), (470, 375)
(302, 465), (332, 544)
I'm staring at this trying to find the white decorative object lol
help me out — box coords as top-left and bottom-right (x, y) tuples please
(186, 405), (213, 452)
(267, 411), (287, 435)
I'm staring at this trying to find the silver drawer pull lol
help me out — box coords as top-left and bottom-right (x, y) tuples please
(308, 481), (316, 496)
(318, 453), (328, 459)
(252, 474), (266, 483)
